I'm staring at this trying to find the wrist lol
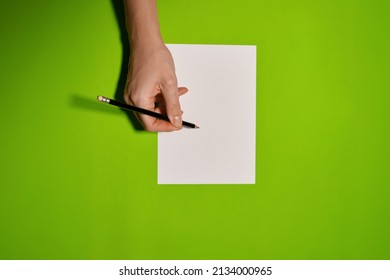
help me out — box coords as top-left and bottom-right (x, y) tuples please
(130, 30), (164, 51)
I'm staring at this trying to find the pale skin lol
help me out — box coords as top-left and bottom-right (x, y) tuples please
(123, 0), (187, 132)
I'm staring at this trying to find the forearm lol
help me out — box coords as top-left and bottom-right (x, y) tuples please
(123, 0), (164, 50)
(123, 0), (183, 131)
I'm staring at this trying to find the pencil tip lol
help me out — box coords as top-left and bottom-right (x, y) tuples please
(195, 125), (200, 129)
(97, 95), (103, 102)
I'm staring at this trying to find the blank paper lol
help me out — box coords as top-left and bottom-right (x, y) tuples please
(158, 44), (256, 184)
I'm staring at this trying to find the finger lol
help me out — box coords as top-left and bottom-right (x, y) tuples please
(123, 89), (146, 128)
(155, 87), (188, 108)
(178, 87), (188, 96)
(156, 86), (188, 101)
(131, 91), (180, 132)
(160, 78), (182, 129)
(140, 114), (181, 132)
(125, 85), (184, 132)
(153, 105), (183, 117)
(142, 98), (185, 132)
(125, 87), (162, 131)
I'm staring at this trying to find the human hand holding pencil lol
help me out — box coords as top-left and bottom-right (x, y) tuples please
(124, 44), (189, 132)
(123, 0), (187, 132)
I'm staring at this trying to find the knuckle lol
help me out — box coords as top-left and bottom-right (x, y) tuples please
(123, 93), (131, 104)
(129, 93), (142, 106)
(123, 87), (131, 103)
(143, 123), (156, 132)
(163, 76), (177, 88)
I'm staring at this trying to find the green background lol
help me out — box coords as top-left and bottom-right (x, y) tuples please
(1, 0), (389, 259)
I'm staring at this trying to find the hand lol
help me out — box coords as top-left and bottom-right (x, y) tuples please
(124, 44), (187, 132)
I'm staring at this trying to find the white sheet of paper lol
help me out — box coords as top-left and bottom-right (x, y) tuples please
(158, 44), (256, 184)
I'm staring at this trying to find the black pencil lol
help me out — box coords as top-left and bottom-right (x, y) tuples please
(97, 96), (199, 129)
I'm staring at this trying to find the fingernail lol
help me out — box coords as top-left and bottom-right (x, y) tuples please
(173, 115), (182, 127)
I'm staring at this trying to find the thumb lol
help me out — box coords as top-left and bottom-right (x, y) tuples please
(161, 80), (182, 128)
